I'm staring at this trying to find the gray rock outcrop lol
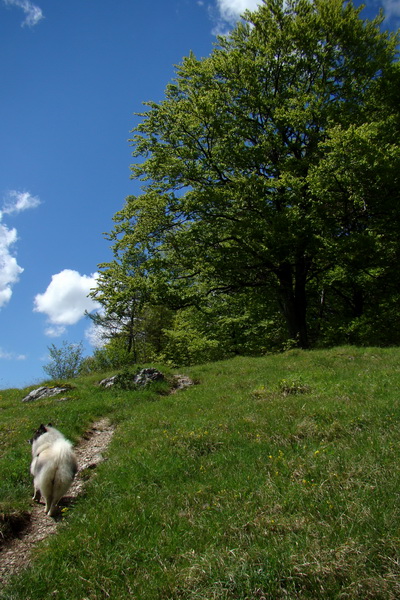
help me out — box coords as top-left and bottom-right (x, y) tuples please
(21, 386), (71, 402)
(99, 368), (165, 390)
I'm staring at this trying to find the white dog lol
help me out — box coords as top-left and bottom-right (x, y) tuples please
(29, 423), (78, 517)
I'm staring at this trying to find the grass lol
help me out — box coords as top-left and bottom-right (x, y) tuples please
(1, 347), (400, 599)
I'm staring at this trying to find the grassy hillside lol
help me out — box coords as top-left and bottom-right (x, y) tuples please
(1, 347), (400, 599)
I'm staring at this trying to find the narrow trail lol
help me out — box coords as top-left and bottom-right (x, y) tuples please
(0, 418), (115, 584)
(0, 375), (194, 585)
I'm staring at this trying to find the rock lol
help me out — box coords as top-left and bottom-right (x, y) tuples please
(133, 368), (164, 387)
(171, 375), (194, 393)
(21, 386), (71, 402)
(98, 376), (118, 389)
(98, 368), (165, 390)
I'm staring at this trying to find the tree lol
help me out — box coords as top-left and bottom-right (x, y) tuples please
(89, 247), (150, 361)
(308, 75), (400, 344)
(43, 341), (85, 380)
(101, 0), (399, 350)
(89, 245), (173, 362)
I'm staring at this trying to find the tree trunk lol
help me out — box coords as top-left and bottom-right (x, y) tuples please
(352, 287), (364, 318)
(276, 260), (309, 349)
(126, 311), (137, 362)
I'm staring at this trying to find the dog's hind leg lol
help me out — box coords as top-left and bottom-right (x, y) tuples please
(44, 493), (54, 515)
(47, 487), (65, 517)
(32, 480), (41, 502)
(46, 487), (64, 516)
(47, 499), (59, 517)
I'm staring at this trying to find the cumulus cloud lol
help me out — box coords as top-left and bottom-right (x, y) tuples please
(208, 0), (263, 35)
(34, 269), (100, 336)
(216, 0), (262, 23)
(3, 0), (44, 27)
(0, 190), (41, 308)
(0, 213), (24, 308)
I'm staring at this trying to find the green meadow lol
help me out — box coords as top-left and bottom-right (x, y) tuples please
(1, 347), (399, 599)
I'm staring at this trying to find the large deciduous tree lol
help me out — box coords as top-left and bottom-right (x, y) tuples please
(99, 0), (399, 350)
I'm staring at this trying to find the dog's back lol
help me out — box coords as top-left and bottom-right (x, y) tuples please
(30, 424), (77, 516)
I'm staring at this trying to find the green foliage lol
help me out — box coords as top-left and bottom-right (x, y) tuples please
(80, 337), (135, 373)
(109, 368), (138, 390)
(160, 307), (222, 366)
(42, 341), (85, 380)
(2, 347), (400, 598)
(95, 0), (399, 353)
(307, 107), (400, 346)
(159, 292), (288, 365)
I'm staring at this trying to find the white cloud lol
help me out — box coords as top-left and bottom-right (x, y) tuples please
(0, 190), (41, 308)
(34, 269), (100, 335)
(2, 190), (41, 215)
(3, 0), (44, 27)
(0, 213), (24, 308)
(0, 347), (26, 360)
(381, 0), (400, 19)
(208, 0), (263, 35)
(216, 0), (262, 23)
(85, 320), (106, 348)
(45, 325), (67, 337)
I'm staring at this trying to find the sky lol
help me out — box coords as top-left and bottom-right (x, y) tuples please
(0, 0), (398, 390)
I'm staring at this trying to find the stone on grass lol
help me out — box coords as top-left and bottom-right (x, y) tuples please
(21, 386), (71, 402)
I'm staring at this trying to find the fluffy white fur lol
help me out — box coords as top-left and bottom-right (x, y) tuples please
(30, 424), (77, 517)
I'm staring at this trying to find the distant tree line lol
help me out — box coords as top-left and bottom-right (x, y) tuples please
(88, 0), (400, 368)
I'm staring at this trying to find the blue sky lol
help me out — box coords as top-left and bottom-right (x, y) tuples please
(0, 0), (398, 390)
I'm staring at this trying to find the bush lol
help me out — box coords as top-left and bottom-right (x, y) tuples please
(82, 341), (134, 373)
(43, 341), (85, 380)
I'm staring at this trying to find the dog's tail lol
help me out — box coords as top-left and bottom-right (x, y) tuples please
(41, 440), (78, 516)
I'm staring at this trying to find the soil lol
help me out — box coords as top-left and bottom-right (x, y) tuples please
(0, 374), (194, 585)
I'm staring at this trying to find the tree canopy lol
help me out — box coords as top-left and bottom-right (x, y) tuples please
(93, 0), (400, 360)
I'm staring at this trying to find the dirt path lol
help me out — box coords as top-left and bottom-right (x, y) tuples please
(0, 375), (194, 584)
(0, 375), (194, 585)
(0, 418), (115, 584)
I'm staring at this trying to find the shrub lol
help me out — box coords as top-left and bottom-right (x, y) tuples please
(43, 341), (85, 380)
